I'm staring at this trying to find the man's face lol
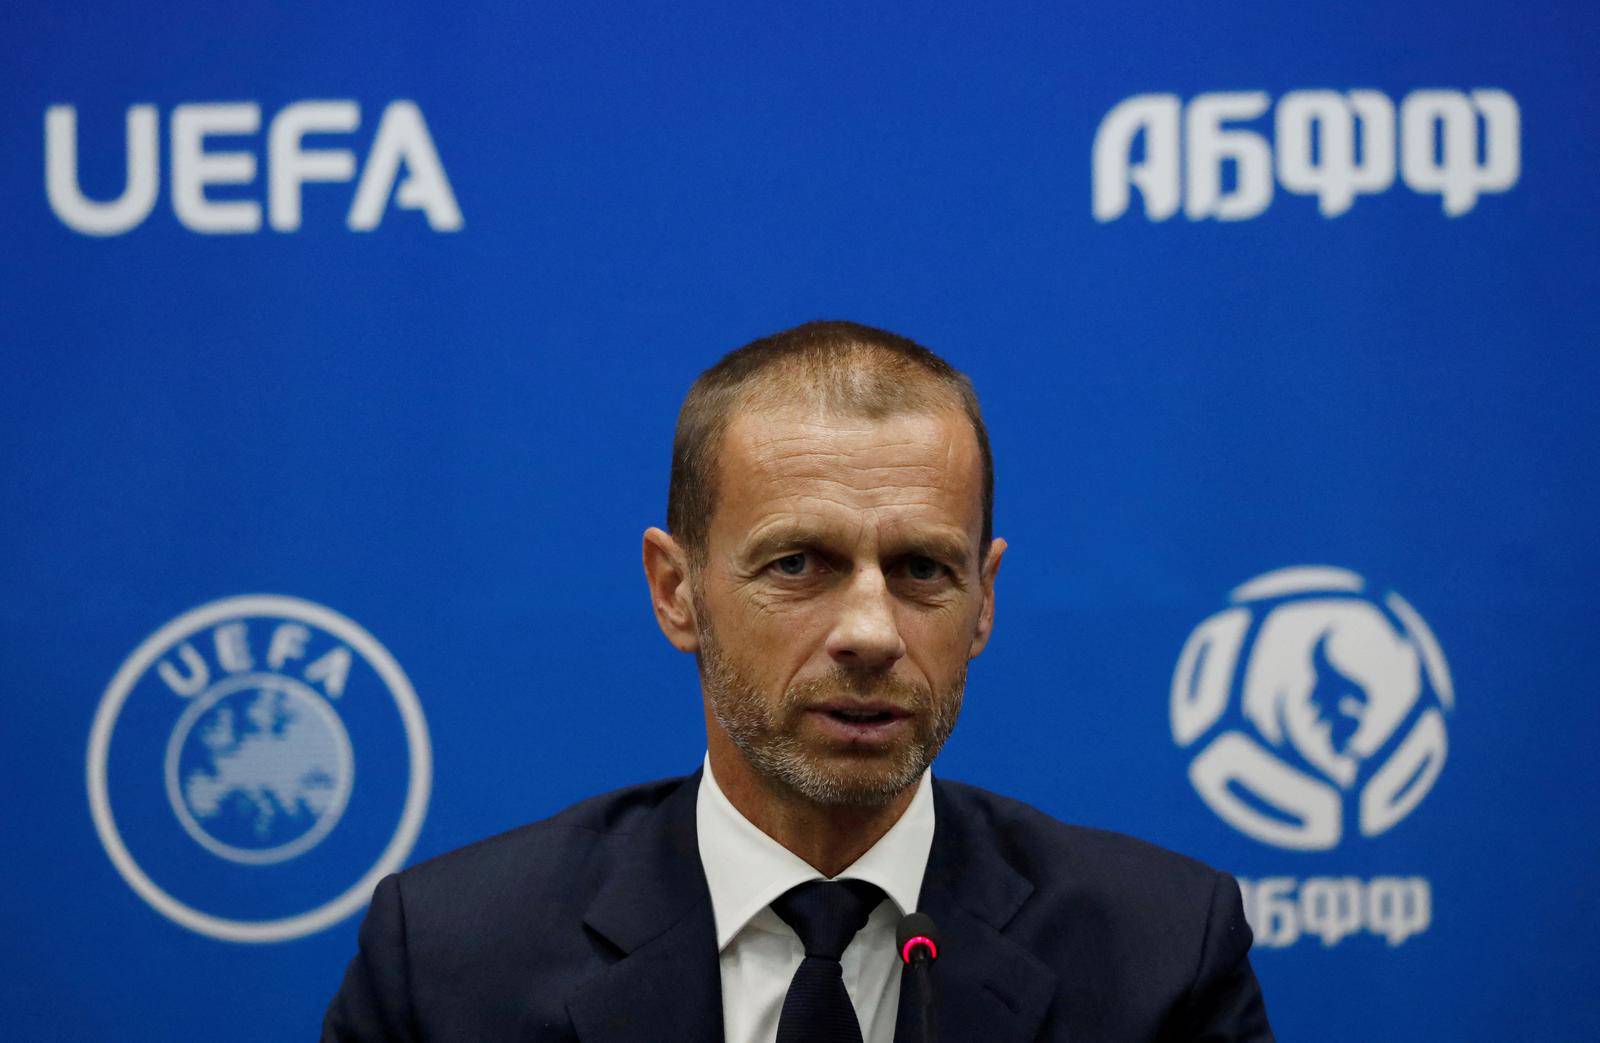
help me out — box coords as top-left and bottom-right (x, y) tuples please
(691, 403), (1002, 807)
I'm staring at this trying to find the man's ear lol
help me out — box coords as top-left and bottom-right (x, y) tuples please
(643, 527), (700, 653)
(967, 537), (1006, 659)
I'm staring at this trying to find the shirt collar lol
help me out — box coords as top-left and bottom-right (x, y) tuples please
(695, 752), (936, 951)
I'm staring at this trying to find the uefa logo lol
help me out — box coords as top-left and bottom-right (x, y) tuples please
(1171, 567), (1453, 851)
(87, 595), (431, 942)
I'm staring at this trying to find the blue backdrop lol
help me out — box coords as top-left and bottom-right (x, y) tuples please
(4, 1), (1598, 1039)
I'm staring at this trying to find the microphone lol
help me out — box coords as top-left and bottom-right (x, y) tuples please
(896, 913), (940, 1043)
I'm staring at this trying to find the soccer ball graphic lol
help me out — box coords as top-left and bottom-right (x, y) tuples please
(1171, 566), (1454, 850)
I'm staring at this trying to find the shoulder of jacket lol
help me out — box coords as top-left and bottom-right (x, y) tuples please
(934, 777), (1226, 894)
(395, 773), (694, 891)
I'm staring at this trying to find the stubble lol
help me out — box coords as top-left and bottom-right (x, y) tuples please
(695, 596), (965, 807)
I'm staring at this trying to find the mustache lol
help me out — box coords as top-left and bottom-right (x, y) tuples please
(781, 669), (931, 710)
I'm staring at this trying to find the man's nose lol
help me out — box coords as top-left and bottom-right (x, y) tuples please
(825, 567), (907, 669)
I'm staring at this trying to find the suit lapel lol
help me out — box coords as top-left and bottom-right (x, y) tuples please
(565, 771), (724, 1043)
(894, 781), (1058, 1043)
(563, 773), (1057, 1043)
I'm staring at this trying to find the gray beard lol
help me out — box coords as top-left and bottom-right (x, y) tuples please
(697, 619), (965, 808)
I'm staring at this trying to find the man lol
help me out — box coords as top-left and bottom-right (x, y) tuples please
(323, 321), (1273, 1041)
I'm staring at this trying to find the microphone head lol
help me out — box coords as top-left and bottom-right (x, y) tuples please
(896, 912), (941, 964)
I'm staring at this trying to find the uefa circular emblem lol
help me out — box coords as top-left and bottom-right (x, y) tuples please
(1170, 567), (1453, 851)
(87, 595), (431, 942)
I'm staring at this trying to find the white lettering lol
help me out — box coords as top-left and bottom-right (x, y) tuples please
(156, 642), (209, 697)
(46, 99), (461, 235)
(1091, 94), (1180, 222)
(1240, 875), (1433, 948)
(1367, 876), (1431, 946)
(212, 621), (254, 673)
(45, 104), (159, 236)
(170, 103), (262, 233)
(1275, 90), (1395, 217)
(1184, 92), (1272, 221)
(1400, 89), (1521, 216)
(1092, 89), (1519, 221)
(348, 101), (463, 232)
(305, 646), (352, 698)
(1248, 877), (1301, 947)
(266, 623), (310, 671)
(1300, 876), (1364, 946)
(269, 101), (359, 232)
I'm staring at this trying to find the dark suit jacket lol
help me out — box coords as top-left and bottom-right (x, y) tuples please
(323, 771), (1272, 1041)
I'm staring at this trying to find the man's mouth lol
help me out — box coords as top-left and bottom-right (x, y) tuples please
(814, 700), (910, 722)
(827, 707), (897, 724)
(807, 702), (913, 743)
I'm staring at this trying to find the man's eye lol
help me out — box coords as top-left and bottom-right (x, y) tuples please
(773, 553), (808, 576)
(904, 556), (945, 581)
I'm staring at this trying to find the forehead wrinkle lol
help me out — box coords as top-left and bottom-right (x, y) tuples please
(717, 407), (985, 545)
(756, 471), (960, 505)
(745, 430), (947, 463)
(743, 443), (963, 494)
(737, 438), (960, 492)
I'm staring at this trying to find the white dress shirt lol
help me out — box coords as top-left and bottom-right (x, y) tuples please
(695, 754), (936, 1043)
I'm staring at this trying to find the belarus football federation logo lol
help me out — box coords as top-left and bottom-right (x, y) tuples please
(87, 595), (431, 942)
(1170, 567), (1453, 851)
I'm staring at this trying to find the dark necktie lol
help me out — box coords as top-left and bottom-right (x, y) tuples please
(770, 879), (886, 1043)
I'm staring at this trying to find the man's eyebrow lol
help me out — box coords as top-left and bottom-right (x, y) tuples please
(739, 526), (973, 568)
(891, 532), (974, 568)
(739, 527), (834, 563)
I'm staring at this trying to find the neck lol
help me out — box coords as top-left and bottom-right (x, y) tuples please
(706, 727), (918, 878)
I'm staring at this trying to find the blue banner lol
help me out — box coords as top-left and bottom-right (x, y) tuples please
(3, 2), (1597, 1039)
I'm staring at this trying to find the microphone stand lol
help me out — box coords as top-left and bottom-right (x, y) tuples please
(897, 913), (940, 1043)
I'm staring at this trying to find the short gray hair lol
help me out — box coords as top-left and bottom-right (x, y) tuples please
(666, 320), (994, 562)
